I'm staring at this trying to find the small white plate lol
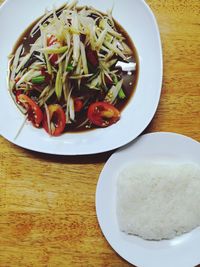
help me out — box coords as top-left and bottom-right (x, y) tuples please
(96, 132), (200, 267)
(0, 0), (162, 155)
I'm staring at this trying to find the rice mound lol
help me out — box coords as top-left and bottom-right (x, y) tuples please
(117, 161), (200, 240)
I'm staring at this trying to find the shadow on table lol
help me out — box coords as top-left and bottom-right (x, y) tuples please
(20, 147), (114, 164)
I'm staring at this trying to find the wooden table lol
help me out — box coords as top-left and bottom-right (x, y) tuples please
(0, 1), (199, 266)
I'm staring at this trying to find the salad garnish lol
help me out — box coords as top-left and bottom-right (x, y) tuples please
(9, 0), (137, 136)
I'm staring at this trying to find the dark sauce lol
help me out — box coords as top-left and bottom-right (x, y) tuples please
(10, 7), (139, 133)
(114, 22), (139, 111)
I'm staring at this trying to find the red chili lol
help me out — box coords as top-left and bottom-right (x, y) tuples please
(47, 35), (59, 65)
(74, 98), (84, 112)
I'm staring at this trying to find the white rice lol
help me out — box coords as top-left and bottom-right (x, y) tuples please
(117, 161), (200, 240)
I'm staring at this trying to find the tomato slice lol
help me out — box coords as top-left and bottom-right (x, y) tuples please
(13, 89), (23, 104)
(18, 94), (43, 128)
(87, 102), (120, 127)
(43, 104), (66, 136)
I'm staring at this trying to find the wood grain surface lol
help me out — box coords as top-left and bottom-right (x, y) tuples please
(0, 0), (200, 266)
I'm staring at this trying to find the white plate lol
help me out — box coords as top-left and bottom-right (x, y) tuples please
(0, 0), (162, 155)
(96, 132), (200, 267)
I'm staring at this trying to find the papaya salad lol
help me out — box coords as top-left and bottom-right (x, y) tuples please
(9, 0), (138, 136)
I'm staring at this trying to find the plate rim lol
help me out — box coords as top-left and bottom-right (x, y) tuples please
(95, 131), (200, 267)
(0, 0), (163, 155)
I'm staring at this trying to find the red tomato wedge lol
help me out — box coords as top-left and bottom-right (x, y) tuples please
(43, 104), (66, 136)
(87, 102), (120, 127)
(17, 94), (43, 128)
